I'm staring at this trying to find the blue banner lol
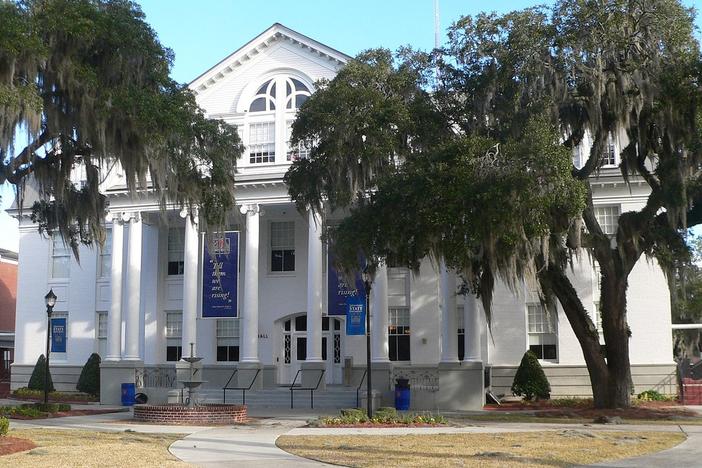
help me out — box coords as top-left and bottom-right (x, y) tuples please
(327, 253), (366, 316)
(202, 232), (239, 318)
(346, 299), (366, 335)
(51, 318), (66, 353)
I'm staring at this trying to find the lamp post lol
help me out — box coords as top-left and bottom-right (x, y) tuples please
(362, 267), (373, 419)
(44, 289), (57, 405)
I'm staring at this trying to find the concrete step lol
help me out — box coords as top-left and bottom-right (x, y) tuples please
(192, 387), (360, 408)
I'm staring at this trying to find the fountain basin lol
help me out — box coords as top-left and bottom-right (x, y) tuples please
(133, 403), (247, 425)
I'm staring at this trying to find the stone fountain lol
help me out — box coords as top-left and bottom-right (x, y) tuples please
(179, 343), (204, 407)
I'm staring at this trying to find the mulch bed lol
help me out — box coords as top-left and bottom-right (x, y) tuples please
(0, 436), (36, 456)
(484, 400), (697, 420)
(7, 409), (124, 420)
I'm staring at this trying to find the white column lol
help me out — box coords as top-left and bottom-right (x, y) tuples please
(463, 293), (482, 362)
(181, 211), (199, 357)
(240, 204), (260, 363)
(371, 262), (389, 362)
(306, 209), (323, 362)
(105, 214), (124, 361)
(440, 262), (458, 362)
(124, 212), (142, 361)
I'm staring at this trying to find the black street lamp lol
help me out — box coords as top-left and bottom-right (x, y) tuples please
(44, 289), (57, 405)
(361, 267), (373, 419)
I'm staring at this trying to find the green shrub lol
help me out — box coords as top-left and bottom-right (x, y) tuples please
(321, 409), (446, 426)
(76, 353), (101, 396)
(511, 350), (551, 401)
(11, 387), (97, 402)
(29, 403), (71, 413)
(0, 417), (8, 436)
(27, 355), (54, 393)
(637, 390), (668, 401)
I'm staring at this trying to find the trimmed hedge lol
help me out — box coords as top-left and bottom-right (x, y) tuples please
(27, 355), (54, 393)
(511, 350), (551, 401)
(76, 353), (101, 396)
(0, 417), (7, 436)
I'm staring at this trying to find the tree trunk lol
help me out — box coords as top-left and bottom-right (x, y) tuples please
(599, 271), (633, 408)
(540, 266), (611, 408)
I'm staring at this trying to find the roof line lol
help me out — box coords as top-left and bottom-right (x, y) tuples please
(188, 22), (351, 89)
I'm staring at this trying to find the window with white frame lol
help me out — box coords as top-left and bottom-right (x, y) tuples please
(457, 305), (465, 361)
(284, 77), (311, 110)
(98, 230), (112, 277)
(216, 319), (240, 362)
(165, 311), (182, 361)
(96, 312), (108, 357)
(527, 303), (558, 360)
(249, 79), (276, 113)
(389, 307), (410, 361)
(249, 122), (275, 164)
(286, 120), (310, 161)
(270, 221), (295, 272)
(51, 236), (70, 279)
(602, 133), (618, 166)
(167, 227), (185, 275)
(594, 205), (621, 236)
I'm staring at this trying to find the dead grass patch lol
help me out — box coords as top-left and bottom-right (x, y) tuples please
(0, 429), (189, 467)
(277, 430), (684, 467)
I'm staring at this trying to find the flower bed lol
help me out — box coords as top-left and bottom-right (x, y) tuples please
(317, 408), (447, 427)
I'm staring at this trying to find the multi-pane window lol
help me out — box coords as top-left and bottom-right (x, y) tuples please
(165, 311), (182, 361)
(51, 236), (70, 279)
(389, 307), (410, 361)
(96, 312), (108, 357)
(216, 319), (240, 362)
(249, 122), (275, 163)
(271, 221), (295, 272)
(167, 228), (185, 275)
(98, 230), (112, 277)
(249, 79), (276, 113)
(527, 303), (557, 360)
(602, 134), (618, 166)
(457, 305), (465, 361)
(285, 120), (310, 161)
(284, 77), (311, 110)
(594, 205), (621, 236)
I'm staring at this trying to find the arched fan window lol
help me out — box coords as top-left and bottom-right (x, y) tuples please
(249, 79), (276, 112)
(285, 78), (311, 110)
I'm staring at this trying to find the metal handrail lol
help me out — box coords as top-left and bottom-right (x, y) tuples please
(356, 369), (367, 408)
(223, 369), (261, 405)
(290, 369), (325, 409)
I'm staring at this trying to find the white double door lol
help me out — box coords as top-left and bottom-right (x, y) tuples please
(279, 315), (343, 385)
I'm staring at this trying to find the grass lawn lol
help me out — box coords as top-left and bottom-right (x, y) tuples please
(457, 413), (702, 425)
(0, 429), (188, 467)
(277, 430), (685, 467)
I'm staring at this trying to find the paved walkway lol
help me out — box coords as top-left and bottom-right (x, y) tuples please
(7, 407), (702, 467)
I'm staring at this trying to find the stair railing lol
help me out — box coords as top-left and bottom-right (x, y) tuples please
(290, 369), (325, 409)
(223, 368), (261, 405)
(356, 369), (367, 408)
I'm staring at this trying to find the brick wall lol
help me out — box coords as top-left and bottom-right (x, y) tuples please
(133, 404), (247, 424)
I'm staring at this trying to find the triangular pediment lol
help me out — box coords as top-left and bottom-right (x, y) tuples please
(189, 23), (350, 95)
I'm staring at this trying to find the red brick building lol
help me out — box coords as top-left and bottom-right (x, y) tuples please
(0, 248), (17, 381)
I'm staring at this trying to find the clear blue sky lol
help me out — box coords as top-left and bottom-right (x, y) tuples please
(0, 0), (700, 251)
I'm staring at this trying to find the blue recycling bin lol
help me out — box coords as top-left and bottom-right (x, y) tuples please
(394, 378), (410, 410)
(121, 383), (136, 406)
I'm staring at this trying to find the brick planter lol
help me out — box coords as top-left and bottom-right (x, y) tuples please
(133, 404), (247, 425)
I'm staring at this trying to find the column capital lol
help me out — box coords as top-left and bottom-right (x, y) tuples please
(179, 207), (199, 221)
(107, 211), (124, 224)
(239, 204), (260, 216)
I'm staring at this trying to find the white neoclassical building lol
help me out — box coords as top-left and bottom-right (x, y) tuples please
(9, 24), (676, 409)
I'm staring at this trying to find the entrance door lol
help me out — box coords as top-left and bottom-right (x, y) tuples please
(279, 315), (344, 385)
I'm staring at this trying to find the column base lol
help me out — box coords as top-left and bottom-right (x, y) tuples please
(300, 361), (326, 391)
(236, 361), (264, 390)
(100, 360), (143, 405)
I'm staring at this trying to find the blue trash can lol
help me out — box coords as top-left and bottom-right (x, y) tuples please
(394, 378), (410, 410)
(121, 383), (136, 406)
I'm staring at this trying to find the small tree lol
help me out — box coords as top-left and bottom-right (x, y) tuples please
(27, 354), (54, 393)
(76, 353), (101, 396)
(511, 351), (551, 401)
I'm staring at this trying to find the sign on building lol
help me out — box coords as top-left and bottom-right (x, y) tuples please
(51, 317), (67, 353)
(202, 232), (239, 318)
(346, 299), (366, 335)
(327, 252), (366, 316)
